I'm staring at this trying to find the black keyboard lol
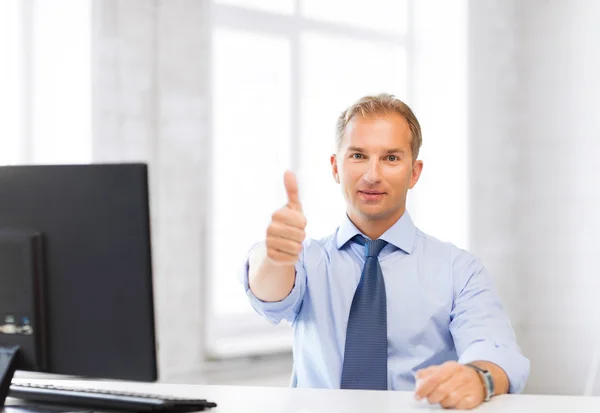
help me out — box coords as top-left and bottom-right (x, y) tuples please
(8, 382), (217, 412)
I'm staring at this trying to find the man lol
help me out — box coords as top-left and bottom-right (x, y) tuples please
(241, 94), (529, 409)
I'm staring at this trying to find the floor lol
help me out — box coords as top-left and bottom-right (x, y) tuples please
(163, 352), (293, 387)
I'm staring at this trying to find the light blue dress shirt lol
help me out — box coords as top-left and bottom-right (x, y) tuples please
(241, 212), (530, 393)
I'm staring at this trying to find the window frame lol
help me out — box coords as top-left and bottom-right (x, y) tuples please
(205, 0), (413, 359)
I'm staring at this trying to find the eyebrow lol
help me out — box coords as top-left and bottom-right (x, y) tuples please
(347, 146), (406, 154)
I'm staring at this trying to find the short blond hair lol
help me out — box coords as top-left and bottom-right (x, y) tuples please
(336, 93), (422, 161)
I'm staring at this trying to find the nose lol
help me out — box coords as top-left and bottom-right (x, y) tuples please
(363, 159), (382, 185)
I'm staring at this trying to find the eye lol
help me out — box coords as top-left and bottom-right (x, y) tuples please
(387, 155), (398, 162)
(351, 153), (364, 159)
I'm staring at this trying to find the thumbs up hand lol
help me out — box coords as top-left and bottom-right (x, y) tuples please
(265, 171), (307, 266)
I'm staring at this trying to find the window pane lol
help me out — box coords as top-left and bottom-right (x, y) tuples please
(300, 32), (407, 239)
(301, 0), (408, 35)
(31, 0), (92, 164)
(213, 0), (295, 15)
(211, 28), (291, 317)
(0, 0), (23, 165)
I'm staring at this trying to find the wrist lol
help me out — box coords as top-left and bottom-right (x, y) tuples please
(465, 363), (495, 402)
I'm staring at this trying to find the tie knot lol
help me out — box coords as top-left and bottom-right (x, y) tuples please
(353, 235), (387, 257)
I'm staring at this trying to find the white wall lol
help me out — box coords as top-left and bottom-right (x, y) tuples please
(469, 0), (600, 395)
(518, 0), (600, 395)
(91, 0), (212, 380)
(468, 0), (524, 333)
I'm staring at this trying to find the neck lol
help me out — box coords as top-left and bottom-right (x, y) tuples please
(348, 207), (405, 240)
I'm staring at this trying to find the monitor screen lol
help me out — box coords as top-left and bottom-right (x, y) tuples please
(0, 164), (157, 384)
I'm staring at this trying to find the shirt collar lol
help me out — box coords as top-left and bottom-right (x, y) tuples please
(336, 211), (417, 254)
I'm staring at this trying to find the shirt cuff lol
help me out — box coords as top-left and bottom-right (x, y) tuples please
(240, 243), (305, 325)
(458, 340), (530, 394)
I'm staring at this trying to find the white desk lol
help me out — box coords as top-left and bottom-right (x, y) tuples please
(6, 379), (600, 413)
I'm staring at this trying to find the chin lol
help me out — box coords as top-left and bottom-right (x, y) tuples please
(356, 207), (391, 221)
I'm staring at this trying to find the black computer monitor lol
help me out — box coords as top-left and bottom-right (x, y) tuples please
(0, 163), (157, 407)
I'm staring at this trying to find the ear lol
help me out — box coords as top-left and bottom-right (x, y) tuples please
(331, 154), (340, 184)
(409, 160), (423, 189)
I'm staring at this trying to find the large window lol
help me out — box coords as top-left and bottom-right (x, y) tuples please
(207, 0), (410, 357)
(0, 0), (23, 165)
(0, 0), (468, 364)
(0, 0), (91, 166)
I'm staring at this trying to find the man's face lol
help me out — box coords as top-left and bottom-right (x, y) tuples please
(331, 113), (423, 223)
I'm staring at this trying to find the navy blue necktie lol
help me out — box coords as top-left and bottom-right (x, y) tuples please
(341, 235), (388, 390)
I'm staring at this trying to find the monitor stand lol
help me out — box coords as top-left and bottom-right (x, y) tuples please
(1, 347), (86, 413)
(0, 346), (20, 408)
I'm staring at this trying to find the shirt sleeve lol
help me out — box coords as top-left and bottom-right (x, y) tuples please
(449, 248), (530, 394)
(239, 241), (307, 325)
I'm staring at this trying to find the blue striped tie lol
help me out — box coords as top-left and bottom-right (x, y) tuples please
(341, 235), (388, 390)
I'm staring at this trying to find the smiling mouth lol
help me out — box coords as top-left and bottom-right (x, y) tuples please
(359, 190), (386, 195)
